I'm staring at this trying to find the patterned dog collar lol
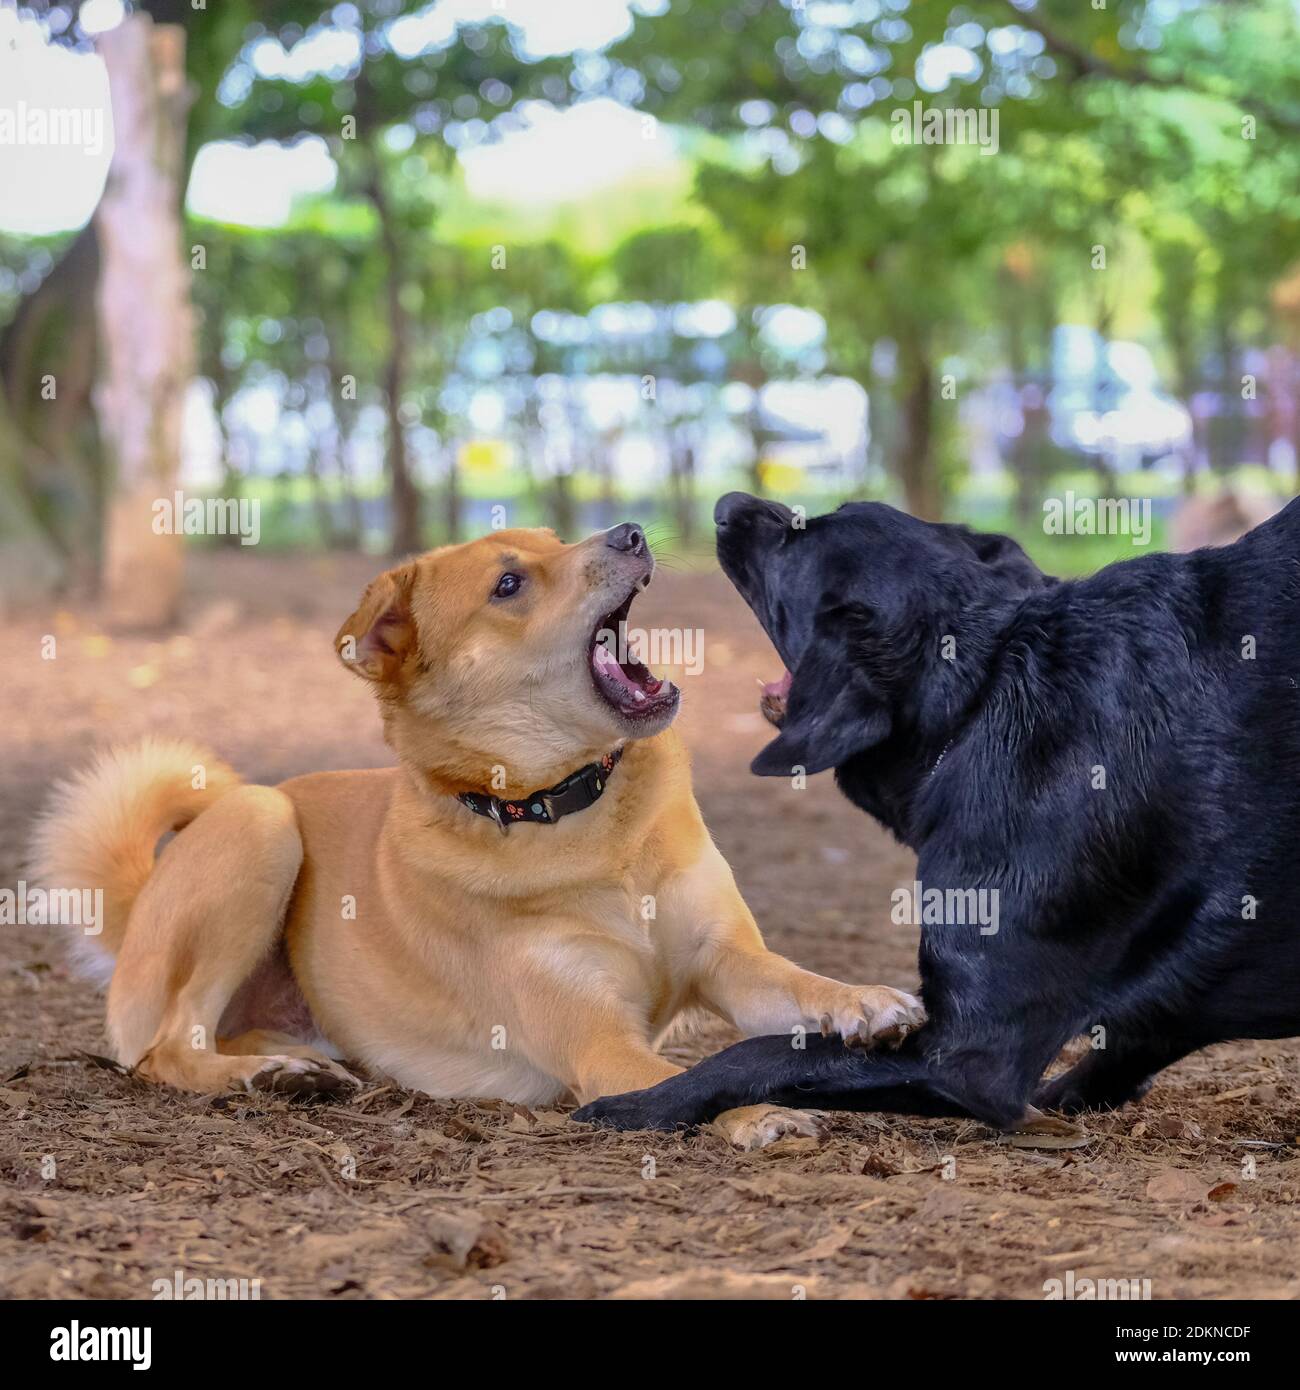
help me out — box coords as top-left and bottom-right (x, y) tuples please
(457, 749), (623, 833)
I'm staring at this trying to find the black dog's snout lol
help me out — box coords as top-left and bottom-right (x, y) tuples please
(713, 492), (752, 529)
(605, 522), (646, 556)
(715, 492), (792, 530)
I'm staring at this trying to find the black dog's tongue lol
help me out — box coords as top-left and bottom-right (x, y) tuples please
(759, 670), (792, 728)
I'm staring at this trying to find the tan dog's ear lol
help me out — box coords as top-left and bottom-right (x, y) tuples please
(335, 563), (418, 683)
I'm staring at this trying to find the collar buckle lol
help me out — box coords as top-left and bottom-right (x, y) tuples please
(485, 798), (510, 836)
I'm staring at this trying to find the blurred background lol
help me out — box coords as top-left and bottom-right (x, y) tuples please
(3, 0), (1300, 620)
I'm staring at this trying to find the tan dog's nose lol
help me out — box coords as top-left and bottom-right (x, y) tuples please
(605, 522), (646, 557)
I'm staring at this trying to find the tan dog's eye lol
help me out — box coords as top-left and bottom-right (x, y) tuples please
(493, 572), (525, 599)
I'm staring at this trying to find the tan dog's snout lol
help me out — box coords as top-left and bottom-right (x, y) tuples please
(604, 521), (648, 561)
(583, 521), (654, 607)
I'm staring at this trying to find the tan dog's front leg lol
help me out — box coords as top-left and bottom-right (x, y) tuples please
(695, 952), (907, 1146)
(700, 945), (925, 1047)
(663, 849), (925, 1049)
(569, 1035), (683, 1106)
(503, 939), (684, 1105)
(510, 940), (813, 1149)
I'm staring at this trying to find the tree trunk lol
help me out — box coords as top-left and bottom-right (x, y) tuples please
(747, 404), (765, 497)
(0, 394), (66, 603)
(896, 344), (941, 520)
(305, 447), (338, 549)
(1014, 384), (1051, 526)
(444, 446), (462, 544)
(1213, 318), (1240, 473)
(550, 468), (576, 539)
(363, 152), (421, 557)
(672, 437), (696, 542)
(206, 358), (245, 550)
(324, 334), (362, 548)
(95, 16), (192, 627)
(0, 223), (104, 580)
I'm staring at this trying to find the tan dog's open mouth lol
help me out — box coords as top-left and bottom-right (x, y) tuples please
(590, 585), (679, 723)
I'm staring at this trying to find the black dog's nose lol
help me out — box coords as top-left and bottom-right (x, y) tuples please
(714, 492), (756, 529)
(717, 491), (794, 529)
(716, 492), (796, 530)
(605, 522), (646, 556)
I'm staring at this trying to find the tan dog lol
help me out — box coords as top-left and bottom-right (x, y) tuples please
(31, 524), (923, 1149)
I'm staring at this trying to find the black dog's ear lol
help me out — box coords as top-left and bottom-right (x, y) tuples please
(751, 649), (890, 777)
(947, 525), (1053, 590)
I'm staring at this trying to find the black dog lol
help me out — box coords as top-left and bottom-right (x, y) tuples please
(576, 491), (1300, 1132)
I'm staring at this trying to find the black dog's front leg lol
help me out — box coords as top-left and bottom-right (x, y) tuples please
(573, 1032), (1028, 1132)
(1034, 1030), (1197, 1113)
(574, 1034), (918, 1131)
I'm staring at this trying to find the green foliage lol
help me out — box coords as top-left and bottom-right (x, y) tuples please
(9, 0), (1300, 556)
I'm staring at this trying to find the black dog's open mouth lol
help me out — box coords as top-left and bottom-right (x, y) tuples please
(759, 669), (792, 727)
(590, 586), (679, 721)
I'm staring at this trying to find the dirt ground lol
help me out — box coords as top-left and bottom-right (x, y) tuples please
(1, 548), (1298, 1301)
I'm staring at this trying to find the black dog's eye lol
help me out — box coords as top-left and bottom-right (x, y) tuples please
(493, 572), (524, 599)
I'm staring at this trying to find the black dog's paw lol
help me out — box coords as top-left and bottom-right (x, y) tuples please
(572, 1090), (693, 1133)
(1031, 1075), (1083, 1114)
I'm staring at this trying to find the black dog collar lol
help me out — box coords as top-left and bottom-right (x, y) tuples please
(457, 749), (623, 833)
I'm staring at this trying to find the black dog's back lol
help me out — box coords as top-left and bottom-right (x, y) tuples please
(907, 507), (1300, 1066)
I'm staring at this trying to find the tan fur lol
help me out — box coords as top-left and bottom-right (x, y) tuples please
(31, 527), (923, 1147)
(28, 738), (241, 987)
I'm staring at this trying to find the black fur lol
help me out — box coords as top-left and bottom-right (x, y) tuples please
(575, 491), (1300, 1132)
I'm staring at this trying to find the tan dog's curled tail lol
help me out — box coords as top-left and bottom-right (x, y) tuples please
(28, 738), (241, 969)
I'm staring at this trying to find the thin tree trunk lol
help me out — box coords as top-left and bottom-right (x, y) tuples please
(95, 16), (192, 627)
(673, 437), (696, 542)
(550, 468), (576, 539)
(998, 275), (1039, 527)
(206, 357), (244, 550)
(305, 422), (343, 550)
(747, 402), (765, 497)
(444, 445), (462, 543)
(305, 448), (337, 548)
(0, 224), (101, 578)
(1214, 318), (1240, 473)
(323, 334), (362, 548)
(0, 395), (65, 602)
(363, 150), (421, 556)
(897, 343), (940, 520)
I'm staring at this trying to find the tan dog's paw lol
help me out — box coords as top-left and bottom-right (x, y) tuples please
(1005, 1106), (1089, 1147)
(244, 1054), (357, 1097)
(709, 1104), (822, 1151)
(815, 985), (926, 1049)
